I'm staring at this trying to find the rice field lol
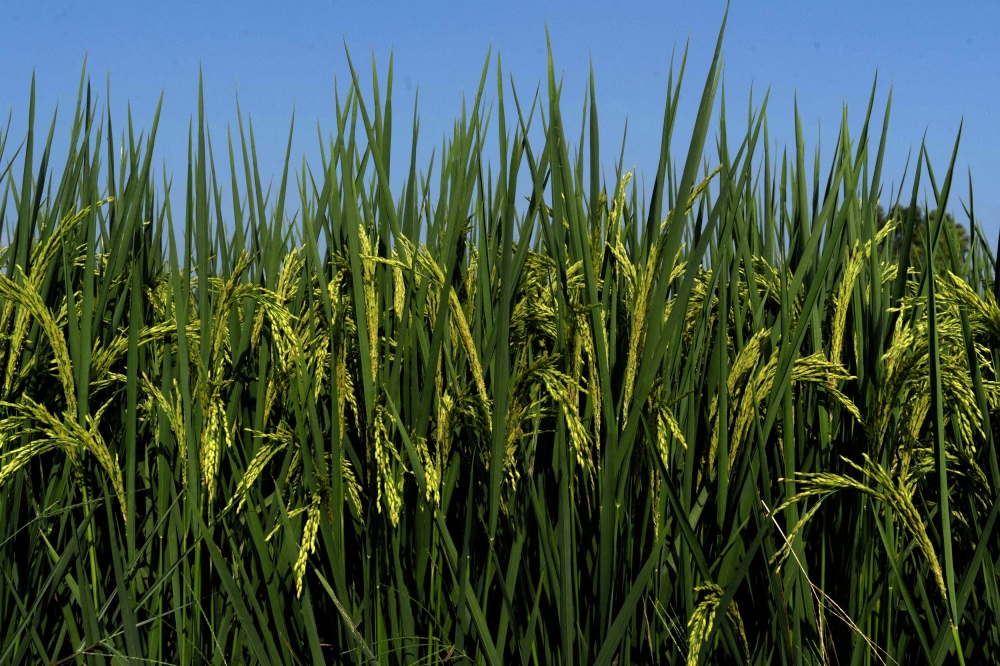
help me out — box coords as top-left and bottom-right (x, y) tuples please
(2, 17), (1000, 665)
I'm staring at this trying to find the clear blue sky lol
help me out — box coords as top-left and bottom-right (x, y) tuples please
(3, 1), (998, 243)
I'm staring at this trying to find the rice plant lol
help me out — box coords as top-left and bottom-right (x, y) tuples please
(2, 15), (999, 665)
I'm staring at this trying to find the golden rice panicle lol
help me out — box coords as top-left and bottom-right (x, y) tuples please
(294, 492), (322, 598)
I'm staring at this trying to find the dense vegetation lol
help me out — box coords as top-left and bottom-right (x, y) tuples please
(2, 19), (999, 665)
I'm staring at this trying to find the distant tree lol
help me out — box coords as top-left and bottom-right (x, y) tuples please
(877, 204), (969, 272)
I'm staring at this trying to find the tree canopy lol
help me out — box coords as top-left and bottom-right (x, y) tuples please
(878, 204), (969, 272)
